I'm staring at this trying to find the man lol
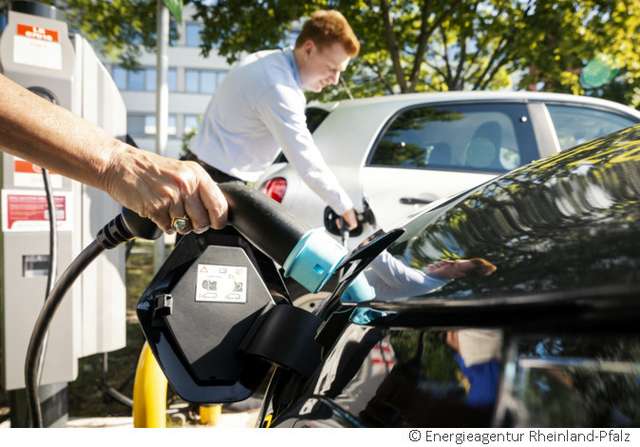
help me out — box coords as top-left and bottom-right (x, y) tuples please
(189, 10), (360, 229)
(0, 73), (228, 234)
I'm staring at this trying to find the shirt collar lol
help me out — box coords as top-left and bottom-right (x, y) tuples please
(283, 47), (303, 89)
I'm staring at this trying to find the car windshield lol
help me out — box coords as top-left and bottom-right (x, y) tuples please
(361, 124), (640, 303)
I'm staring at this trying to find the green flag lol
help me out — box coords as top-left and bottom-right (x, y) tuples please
(163, 0), (183, 23)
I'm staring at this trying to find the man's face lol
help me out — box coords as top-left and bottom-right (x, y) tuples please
(298, 40), (350, 93)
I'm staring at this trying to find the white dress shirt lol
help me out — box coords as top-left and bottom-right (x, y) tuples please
(191, 48), (353, 214)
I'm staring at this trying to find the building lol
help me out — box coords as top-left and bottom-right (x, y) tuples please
(107, 5), (231, 159)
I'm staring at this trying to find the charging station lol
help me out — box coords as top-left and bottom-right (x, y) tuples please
(0, 1), (128, 426)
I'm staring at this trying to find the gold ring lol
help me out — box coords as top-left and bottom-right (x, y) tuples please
(171, 216), (191, 233)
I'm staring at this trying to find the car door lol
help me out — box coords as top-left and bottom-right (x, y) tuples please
(544, 102), (639, 150)
(360, 102), (538, 230)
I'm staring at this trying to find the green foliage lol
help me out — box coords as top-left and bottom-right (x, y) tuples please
(6, 1), (640, 103)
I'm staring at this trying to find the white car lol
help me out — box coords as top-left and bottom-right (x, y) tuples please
(258, 91), (640, 238)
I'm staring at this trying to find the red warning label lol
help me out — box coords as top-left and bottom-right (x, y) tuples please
(2, 190), (72, 232)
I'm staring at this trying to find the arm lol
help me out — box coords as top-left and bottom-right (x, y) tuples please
(363, 250), (448, 299)
(0, 74), (227, 232)
(255, 83), (354, 216)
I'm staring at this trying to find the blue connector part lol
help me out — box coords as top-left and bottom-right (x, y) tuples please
(283, 229), (347, 292)
(341, 274), (376, 303)
(282, 228), (378, 302)
(350, 307), (390, 325)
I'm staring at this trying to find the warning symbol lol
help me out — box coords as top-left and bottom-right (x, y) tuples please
(199, 266), (208, 273)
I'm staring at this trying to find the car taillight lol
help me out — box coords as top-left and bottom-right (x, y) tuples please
(261, 177), (287, 203)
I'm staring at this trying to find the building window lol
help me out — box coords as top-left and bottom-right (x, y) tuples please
(128, 115), (146, 137)
(169, 19), (178, 47)
(200, 71), (217, 94)
(185, 69), (226, 94)
(128, 69), (146, 91)
(185, 69), (200, 93)
(111, 66), (177, 92)
(112, 66), (127, 90)
(128, 114), (177, 137)
(186, 22), (203, 47)
(184, 115), (201, 135)
(168, 68), (177, 92)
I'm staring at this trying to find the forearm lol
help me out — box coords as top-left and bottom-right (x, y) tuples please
(0, 74), (123, 191)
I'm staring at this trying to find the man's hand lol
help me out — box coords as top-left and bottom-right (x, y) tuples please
(103, 145), (228, 234)
(340, 208), (358, 230)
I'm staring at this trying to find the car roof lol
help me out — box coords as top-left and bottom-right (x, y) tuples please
(310, 91), (640, 118)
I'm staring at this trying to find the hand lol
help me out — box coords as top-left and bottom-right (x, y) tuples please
(340, 208), (358, 230)
(426, 259), (476, 279)
(103, 145), (228, 234)
(445, 331), (459, 351)
(426, 258), (497, 279)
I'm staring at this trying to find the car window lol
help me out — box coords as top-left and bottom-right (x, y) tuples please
(496, 333), (640, 427)
(306, 107), (330, 133)
(546, 104), (638, 150)
(360, 125), (640, 303)
(317, 326), (502, 427)
(367, 103), (537, 173)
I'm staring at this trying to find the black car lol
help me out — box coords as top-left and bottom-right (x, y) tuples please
(256, 125), (640, 428)
(139, 124), (640, 428)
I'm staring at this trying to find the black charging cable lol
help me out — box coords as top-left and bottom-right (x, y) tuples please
(25, 209), (161, 427)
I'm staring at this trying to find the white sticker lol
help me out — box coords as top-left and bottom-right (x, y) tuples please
(13, 24), (62, 70)
(195, 264), (247, 304)
(13, 157), (63, 188)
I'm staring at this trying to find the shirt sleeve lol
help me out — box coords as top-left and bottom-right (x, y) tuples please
(362, 250), (448, 299)
(255, 83), (353, 214)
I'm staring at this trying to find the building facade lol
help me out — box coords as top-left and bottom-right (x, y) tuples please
(108, 6), (231, 159)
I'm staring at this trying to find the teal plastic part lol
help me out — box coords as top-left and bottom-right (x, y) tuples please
(350, 307), (389, 325)
(283, 229), (347, 292)
(341, 274), (376, 303)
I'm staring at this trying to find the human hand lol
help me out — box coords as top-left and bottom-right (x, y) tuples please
(340, 208), (358, 230)
(103, 145), (228, 234)
(426, 258), (497, 279)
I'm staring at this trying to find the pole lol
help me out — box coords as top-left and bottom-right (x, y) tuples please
(154, 0), (170, 272)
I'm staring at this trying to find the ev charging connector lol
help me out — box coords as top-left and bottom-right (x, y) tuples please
(282, 228), (375, 302)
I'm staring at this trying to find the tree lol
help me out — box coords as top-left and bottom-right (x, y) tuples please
(4, 1), (640, 104)
(191, 0), (521, 98)
(513, 0), (640, 98)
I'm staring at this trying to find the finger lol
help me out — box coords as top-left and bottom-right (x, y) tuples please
(184, 191), (211, 234)
(198, 176), (228, 230)
(169, 201), (190, 235)
(150, 208), (173, 234)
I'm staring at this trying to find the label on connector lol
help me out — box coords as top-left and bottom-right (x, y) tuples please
(195, 264), (248, 304)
